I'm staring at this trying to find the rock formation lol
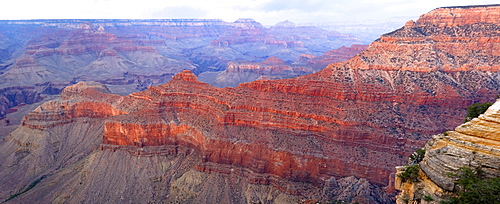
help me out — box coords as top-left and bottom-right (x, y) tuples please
(1, 4), (500, 204)
(199, 56), (314, 87)
(395, 98), (500, 203)
(0, 19), (362, 122)
(199, 45), (368, 87)
(391, 5), (500, 203)
(299, 44), (369, 69)
(0, 22), (194, 89)
(0, 80), (393, 203)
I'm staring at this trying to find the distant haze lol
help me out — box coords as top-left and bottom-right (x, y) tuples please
(2, 0), (499, 25)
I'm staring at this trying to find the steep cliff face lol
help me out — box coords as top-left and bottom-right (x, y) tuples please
(392, 7), (500, 203)
(0, 18), (363, 121)
(0, 80), (393, 203)
(302, 44), (369, 69)
(199, 56), (315, 87)
(1, 5), (500, 204)
(395, 99), (500, 203)
(362, 5), (500, 73)
(199, 45), (367, 87)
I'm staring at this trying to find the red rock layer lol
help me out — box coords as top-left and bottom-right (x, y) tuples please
(417, 5), (500, 27)
(87, 66), (489, 187)
(22, 82), (131, 130)
(94, 73), (407, 186)
(363, 5), (500, 73)
(304, 44), (369, 68)
(19, 5), (500, 191)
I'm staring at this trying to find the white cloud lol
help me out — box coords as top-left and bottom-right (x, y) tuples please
(0, 0), (498, 24)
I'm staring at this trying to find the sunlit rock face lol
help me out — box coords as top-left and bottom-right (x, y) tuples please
(0, 19), (363, 120)
(395, 98), (500, 203)
(2, 5), (500, 204)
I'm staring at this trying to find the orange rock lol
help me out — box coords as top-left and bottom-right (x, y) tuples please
(16, 5), (500, 192)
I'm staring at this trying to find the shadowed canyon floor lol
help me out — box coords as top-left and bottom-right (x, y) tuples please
(1, 4), (500, 204)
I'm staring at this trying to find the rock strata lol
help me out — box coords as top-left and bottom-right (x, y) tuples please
(199, 45), (368, 87)
(201, 57), (313, 87)
(0, 18), (362, 121)
(395, 99), (500, 203)
(303, 44), (369, 69)
(2, 5), (500, 204)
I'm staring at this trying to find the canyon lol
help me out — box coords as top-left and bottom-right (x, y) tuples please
(1, 4), (500, 204)
(0, 18), (363, 123)
(199, 44), (368, 87)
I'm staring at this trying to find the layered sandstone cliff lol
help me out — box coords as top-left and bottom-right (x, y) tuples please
(301, 44), (369, 69)
(0, 18), (362, 122)
(395, 98), (500, 203)
(199, 45), (368, 87)
(1, 4), (500, 204)
(199, 56), (314, 87)
(0, 80), (393, 203)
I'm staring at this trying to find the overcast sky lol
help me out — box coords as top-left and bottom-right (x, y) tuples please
(1, 0), (498, 25)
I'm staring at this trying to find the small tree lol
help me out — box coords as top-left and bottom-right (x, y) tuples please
(464, 102), (493, 122)
(409, 149), (425, 165)
(398, 165), (420, 183)
(442, 167), (500, 204)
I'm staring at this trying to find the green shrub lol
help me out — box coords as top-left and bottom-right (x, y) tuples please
(3, 175), (46, 203)
(424, 195), (434, 201)
(398, 164), (420, 183)
(441, 167), (500, 204)
(409, 149), (425, 165)
(464, 102), (493, 122)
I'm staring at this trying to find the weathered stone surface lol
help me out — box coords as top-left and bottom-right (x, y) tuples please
(304, 44), (369, 69)
(0, 18), (363, 122)
(395, 98), (500, 203)
(200, 57), (313, 87)
(417, 5), (500, 27)
(392, 6), (500, 203)
(2, 5), (500, 204)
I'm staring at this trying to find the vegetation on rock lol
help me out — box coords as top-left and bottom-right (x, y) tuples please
(464, 102), (493, 122)
(409, 148), (425, 165)
(442, 167), (500, 204)
(398, 149), (424, 184)
(398, 164), (420, 183)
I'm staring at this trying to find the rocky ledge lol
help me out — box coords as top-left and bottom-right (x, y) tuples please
(395, 99), (500, 203)
(2, 5), (500, 204)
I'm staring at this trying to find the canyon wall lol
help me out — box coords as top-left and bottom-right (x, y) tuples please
(1, 4), (500, 204)
(199, 45), (369, 87)
(0, 18), (363, 122)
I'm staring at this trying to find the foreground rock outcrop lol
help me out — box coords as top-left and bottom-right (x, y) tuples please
(1, 4), (500, 204)
(395, 99), (500, 203)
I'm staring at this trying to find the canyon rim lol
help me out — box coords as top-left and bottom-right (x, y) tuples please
(1, 4), (500, 204)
